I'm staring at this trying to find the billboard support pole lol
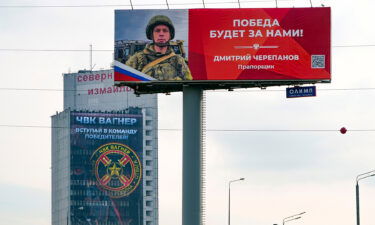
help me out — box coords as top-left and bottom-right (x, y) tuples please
(183, 86), (203, 225)
(89, 44), (92, 72)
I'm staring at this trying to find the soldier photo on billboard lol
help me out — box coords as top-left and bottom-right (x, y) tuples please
(125, 15), (193, 81)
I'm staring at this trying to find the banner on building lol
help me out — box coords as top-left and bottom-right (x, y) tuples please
(114, 8), (331, 86)
(70, 110), (143, 225)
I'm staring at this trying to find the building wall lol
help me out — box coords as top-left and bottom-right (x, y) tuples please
(51, 110), (71, 225)
(52, 69), (158, 225)
(143, 113), (158, 224)
(63, 70), (157, 113)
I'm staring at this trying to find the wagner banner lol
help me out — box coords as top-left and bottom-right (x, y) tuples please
(70, 110), (143, 225)
(114, 8), (330, 83)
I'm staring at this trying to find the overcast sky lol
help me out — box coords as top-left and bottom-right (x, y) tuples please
(1, 0), (375, 225)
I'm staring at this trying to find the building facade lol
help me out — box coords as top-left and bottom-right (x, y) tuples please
(52, 69), (158, 225)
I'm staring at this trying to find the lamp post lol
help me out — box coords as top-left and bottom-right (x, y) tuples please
(228, 178), (245, 225)
(356, 170), (375, 225)
(283, 216), (301, 224)
(282, 212), (305, 225)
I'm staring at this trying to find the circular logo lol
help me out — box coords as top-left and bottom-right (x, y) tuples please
(91, 143), (142, 198)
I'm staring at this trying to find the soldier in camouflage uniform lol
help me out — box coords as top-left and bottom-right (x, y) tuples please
(125, 15), (193, 81)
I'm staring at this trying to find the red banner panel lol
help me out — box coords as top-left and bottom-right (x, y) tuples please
(188, 8), (330, 81)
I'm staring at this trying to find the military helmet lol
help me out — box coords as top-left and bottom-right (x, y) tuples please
(146, 15), (175, 40)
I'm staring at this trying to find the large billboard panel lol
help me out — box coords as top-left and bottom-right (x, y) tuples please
(114, 8), (331, 93)
(70, 110), (143, 225)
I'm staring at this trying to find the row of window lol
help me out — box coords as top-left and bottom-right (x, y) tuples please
(70, 200), (153, 209)
(71, 178), (154, 186)
(70, 147), (153, 156)
(71, 200), (112, 207)
(70, 189), (153, 197)
(71, 180), (99, 186)
(69, 220), (136, 225)
(71, 200), (131, 207)
(71, 189), (106, 197)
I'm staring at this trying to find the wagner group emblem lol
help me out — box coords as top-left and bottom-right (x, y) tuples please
(91, 143), (142, 198)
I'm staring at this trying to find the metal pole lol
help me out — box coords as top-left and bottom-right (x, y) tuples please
(228, 178), (244, 225)
(166, 0), (170, 9)
(282, 212), (305, 225)
(355, 170), (375, 225)
(183, 86), (202, 225)
(356, 182), (360, 225)
(228, 183), (231, 225)
(89, 44), (92, 71)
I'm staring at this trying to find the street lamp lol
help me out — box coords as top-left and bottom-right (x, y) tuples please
(356, 170), (375, 225)
(282, 212), (305, 225)
(228, 178), (245, 225)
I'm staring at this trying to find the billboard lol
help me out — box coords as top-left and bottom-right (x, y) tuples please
(70, 110), (143, 225)
(114, 8), (331, 93)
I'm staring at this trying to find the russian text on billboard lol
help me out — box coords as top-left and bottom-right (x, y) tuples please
(70, 111), (143, 225)
(114, 8), (331, 83)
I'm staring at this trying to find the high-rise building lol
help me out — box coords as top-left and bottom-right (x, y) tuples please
(51, 69), (158, 225)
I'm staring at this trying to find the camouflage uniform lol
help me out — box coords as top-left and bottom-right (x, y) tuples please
(125, 15), (192, 81)
(125, 43), (192, 81)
